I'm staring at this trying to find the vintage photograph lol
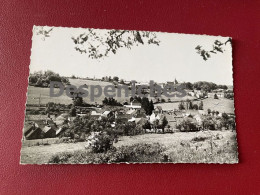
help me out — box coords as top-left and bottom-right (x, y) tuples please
(20, 26), (238, 164)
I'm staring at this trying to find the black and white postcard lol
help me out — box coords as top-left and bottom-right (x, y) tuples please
(21, 26), (238, 164)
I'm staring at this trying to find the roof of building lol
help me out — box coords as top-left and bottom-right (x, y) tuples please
(126, 109), (136, 115)
(23, 123), (35, 135)
(102, 111), (111, 116)
(128, 117), (136, 122)
(91, 111), (101, 116)
(25, 127), (42, 139)
(42, 124), (56, 133)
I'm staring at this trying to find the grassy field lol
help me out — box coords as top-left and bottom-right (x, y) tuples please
(155, 97), (234, 114)
(202, 97), (235, 114)
(20, 130), (238, 164)
(26, 79), (130, 105)
(26, 78), (235, 114)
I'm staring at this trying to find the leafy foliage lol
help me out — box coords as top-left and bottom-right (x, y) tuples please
(34, 26), (53, 40)
(29, 70), (69, 87)
(86, 132), (114, 153)
(49, 143), (170, 164)
(195, 38), (231, 61)
(71, 29), (160, 59)
(102, 97), (122, 106)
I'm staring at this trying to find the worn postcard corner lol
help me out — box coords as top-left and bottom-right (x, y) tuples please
(20, 26), (238, 164)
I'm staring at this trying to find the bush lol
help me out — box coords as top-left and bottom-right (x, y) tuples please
(191, 136), (208, 142)
(48, 143), (171, 164)
(177, 118), (199, 132)
(85, 132), (114, 153)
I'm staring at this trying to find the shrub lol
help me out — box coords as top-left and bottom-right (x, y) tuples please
(177, 118), (199, 132)
(191, 136), (208, 142)
(48, 143), (171, 164)
(107, 143), (170, 163)
(85, 132), (114, 153)
(49, 153), (73, 164)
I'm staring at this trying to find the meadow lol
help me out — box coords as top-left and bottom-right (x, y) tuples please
(20, 130), (238, 164)
(26, 79), (130, 105)
(26, 78), (235, 115)
(156, 97), (234, 114)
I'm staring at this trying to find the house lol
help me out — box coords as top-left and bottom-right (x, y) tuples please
(115, 111), (131, 121)
(194, 114), (203, 125)
(23, 123), (44, 140)
(188, 91), (195, 97)
(55, 113), (69, 126)
(165, 81), (175, 86)
(128, 117), (136, 122)
(90, 110), (102, 119)
(154, 106), (163, 114)
(55, 127), (65, 136)
(149, 112), (161, 123)
(126, 109), (137, 115)
(23, 122), (37, 137)
(194, 90), (203, 98)
(42, 124), (57, 138)
(124, 99), (141, 110)
(102, 111), (113, 118)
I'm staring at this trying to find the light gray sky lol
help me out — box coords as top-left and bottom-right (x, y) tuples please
(30, 26), (233, 85)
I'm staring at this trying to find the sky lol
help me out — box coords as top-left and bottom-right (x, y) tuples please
(30, 26), (233, 85)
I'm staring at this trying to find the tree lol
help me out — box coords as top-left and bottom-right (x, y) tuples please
(193, 104), (199, 110)
(73, 97), (83, 106)
(178, 101), (185, 110)
(212, 110), (216, 116)
(188, 100), (193, 110)
(199, 101), (203, 110)
(103, 97), (109, 105)
(29, 75), (38, 84)
(142, 120), (151, 130)
(161, 116), (168, 133)
(185, 82), (193, 90)
(70, 107), (77, 117)
(103, 97), (122, 106)
(149, 100), (154, 115)
(202, 116), (216, 130)
(70, 29), (160, 59)
(177, 118), (199, 132)
(113, 76), (119, 82)
(193, 81), (217, 92)
(119, 79), (125, 84)
(141, 97), (152, 115)
(35, 78), (43, 87)
(195, 38), (231, 61)
(34, 26), (53, 40)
